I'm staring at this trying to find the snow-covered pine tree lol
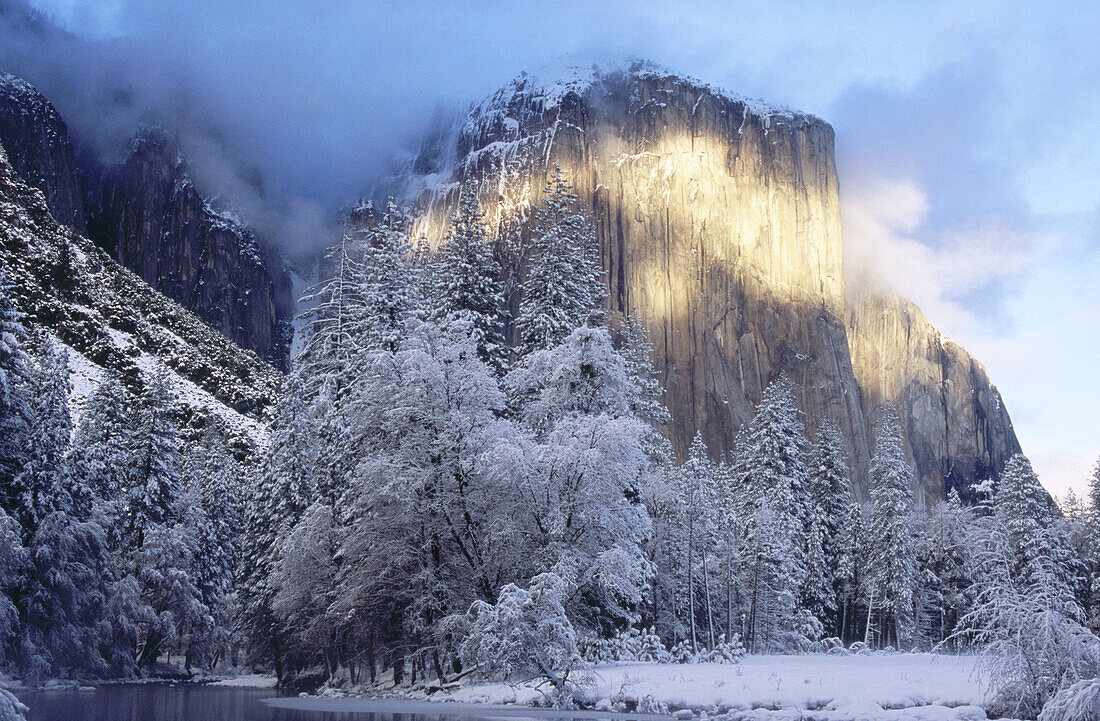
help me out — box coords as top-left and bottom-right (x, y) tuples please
(514, 166), (605, 357)
(1087, 457), (1100, 630)
(123, 371), (183, 547)
(238, 378), (315, 681)
(863, 405), (917, 649)
(835, 502), (864, 644)
(181, 425), (244, 669)
(117, 371), (208, 670)
(357, 201), (420, 353)
(961, 457), (1096, 718)
(617, 310), (669, 425)
(995, 454), (1071, 587)
(803, 420), (851, 634)
(914, 490), (973, 649)
(671, 433), (718, 653)
(296, 226), (374, 397)
(0, 277), (32, 519)
(805, 420), (853, 634)
(10, 339), (111, 682)
(741, 498), (799, 653)
(69, 375), (133, 537)
(729, 374), (809, 651)
(429, 184), (507, 374)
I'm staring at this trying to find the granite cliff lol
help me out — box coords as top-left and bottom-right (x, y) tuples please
(0, 73), (292, 369)
(85, 129), (292, 369)
(0, 136), (280, 444)
(401, 62), (1020, 500)
(0, 73), (85, 232)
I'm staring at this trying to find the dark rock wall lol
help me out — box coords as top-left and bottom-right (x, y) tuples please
(0, 73), (85, 232)
(86, 129), (290, 369)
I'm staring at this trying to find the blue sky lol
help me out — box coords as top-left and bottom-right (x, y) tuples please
(17, 0), (1100, 498)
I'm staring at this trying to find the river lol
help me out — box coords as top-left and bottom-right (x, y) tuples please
(13, 685), (663, 721)
(16, 684), (362, 721)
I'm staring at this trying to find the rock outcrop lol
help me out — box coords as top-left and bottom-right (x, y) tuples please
(86, 129), (292, 369)
(401, 62), (1020, 500)
(846, 288), (1021, 502)
(0, 73), (85, 232)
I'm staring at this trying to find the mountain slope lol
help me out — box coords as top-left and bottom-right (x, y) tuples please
(0, 137), (280, 444)
(85, 128), (293, 370)
(399, 61), (1020, 500)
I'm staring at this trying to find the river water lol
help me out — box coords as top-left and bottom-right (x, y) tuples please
(14, 684), (667, 721)
(15, 685), (364, 721)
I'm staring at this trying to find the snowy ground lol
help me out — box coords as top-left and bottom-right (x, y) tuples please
(278, 655), (993, 721)
(208, 673), (277, 688)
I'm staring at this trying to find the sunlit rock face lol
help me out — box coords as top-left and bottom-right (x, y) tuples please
(401, 61), (1020, 499)
(0, 73), (85, 232)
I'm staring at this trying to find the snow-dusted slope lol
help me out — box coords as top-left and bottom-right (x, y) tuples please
(0, 137), (279, 447)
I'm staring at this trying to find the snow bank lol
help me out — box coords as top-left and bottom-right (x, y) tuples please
(445, 654), (987, 713)
(208, 674), (277, 688)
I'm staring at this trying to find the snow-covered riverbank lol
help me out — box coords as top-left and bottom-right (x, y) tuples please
(276, 654), (994, 720)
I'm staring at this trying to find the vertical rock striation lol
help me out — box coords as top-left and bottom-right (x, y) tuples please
(0, 73), (85, 232)
(401, 61), (1021, 499)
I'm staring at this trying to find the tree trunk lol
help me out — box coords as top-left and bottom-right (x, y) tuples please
(702, 549), (715, 649)
(864, 588), (875, 648)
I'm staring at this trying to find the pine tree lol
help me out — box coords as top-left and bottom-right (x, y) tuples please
(618, 310), (669, 425)
(70, 375), (133, 535)
(863, 405), (916, 649)
(297, 226), (375, 397)
(804, 420), (852, 634)
(357, 201), (420, 352)
(915, 490), (973, 649)
(515, 166), (604, 357)
(996, 454), (1064, 586)
(181, 425), (243, 669)
(1086, 457), (1100, 629)
(835, 501), (864, 643)
(123, 371), (183, 546)
(238, 379), (315, 681)
(671, 433), (718, 653)
(0, 278), (31, 518)
(729, 374), (809, 651)
(429, 184), (507, 373)
(10, 339), (111, 682)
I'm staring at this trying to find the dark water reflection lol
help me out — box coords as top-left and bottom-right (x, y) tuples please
(14, 684), (392, 721)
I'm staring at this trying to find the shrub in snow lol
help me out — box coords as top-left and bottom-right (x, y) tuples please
(670, 640), (694, 664)
(817, 637), (844, 654)
(460, 573), (591, 704)
(636, 695), (669, 715)
(699, 634), (745, 664)
(636, 627), (670, 663)
(1039, 679), (1100, 721)
(579, 636), (615, 664)
(848, 641), (871, 655)
(609, 627), (643, 662)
